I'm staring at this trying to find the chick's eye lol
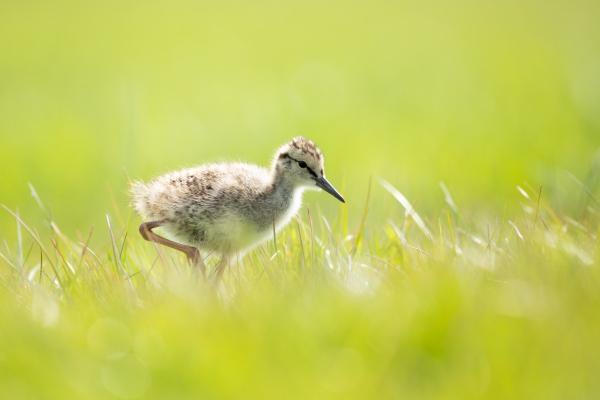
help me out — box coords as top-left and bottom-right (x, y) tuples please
(298, 161), (307, 168)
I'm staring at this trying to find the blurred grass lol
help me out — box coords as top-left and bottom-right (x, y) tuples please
(1, 0), (600, 398)
(1, 182), (599, 399)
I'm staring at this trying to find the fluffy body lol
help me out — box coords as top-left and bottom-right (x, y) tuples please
(132, 163), (303, 254)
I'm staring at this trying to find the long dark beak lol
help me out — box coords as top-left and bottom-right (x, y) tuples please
(315, 176), (345, 203)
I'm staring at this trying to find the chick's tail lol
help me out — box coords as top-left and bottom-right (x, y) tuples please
(130, 181), (151, 218)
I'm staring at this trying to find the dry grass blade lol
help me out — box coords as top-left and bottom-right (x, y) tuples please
(379, 178), (433, 240)
(0, 249), (19, 271)
(517, 185), (531, 200)
(1, 205), (59, 272)
(15, 209), (24, 270)
(567, 171), (600, 206)
(77, 227), (94, 270)
(106, 214), (129, 279)
(50, 238), (75, 277)
(508, 220), (525, 241)
(295, 220), (306, 271)
(439, 182), (458, 214)
(534, 186), (543, 228)
(28, 182), (50, 217)
(351, 176), (372, 256)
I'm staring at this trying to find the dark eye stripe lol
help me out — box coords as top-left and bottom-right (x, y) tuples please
(286, 155), (319, 178)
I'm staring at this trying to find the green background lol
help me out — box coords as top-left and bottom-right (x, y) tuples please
(1, 0), (599, 236)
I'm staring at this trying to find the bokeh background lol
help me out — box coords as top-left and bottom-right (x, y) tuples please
(1, 0), (600, 233)
(2, 2), (600, 399)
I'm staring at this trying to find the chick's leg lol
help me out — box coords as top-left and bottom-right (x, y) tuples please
(139, 221), (206, 276)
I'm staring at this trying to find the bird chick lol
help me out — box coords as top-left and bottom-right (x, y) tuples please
(131, 137), (344, 281)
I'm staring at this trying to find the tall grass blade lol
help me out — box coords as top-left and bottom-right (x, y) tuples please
(379, 178), (433, 240)
(440, 182), (458, 214)
(351, 176), (372, 256)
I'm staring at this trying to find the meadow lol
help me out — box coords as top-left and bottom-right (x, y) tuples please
(1, 0), (600, 398)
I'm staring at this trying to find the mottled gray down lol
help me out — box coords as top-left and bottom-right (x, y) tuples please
(130, 137), (328, 255)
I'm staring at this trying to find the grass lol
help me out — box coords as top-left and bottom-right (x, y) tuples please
(1, 180), (599, 399)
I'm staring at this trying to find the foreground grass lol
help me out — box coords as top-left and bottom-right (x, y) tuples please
(1, 183), (599, 399)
